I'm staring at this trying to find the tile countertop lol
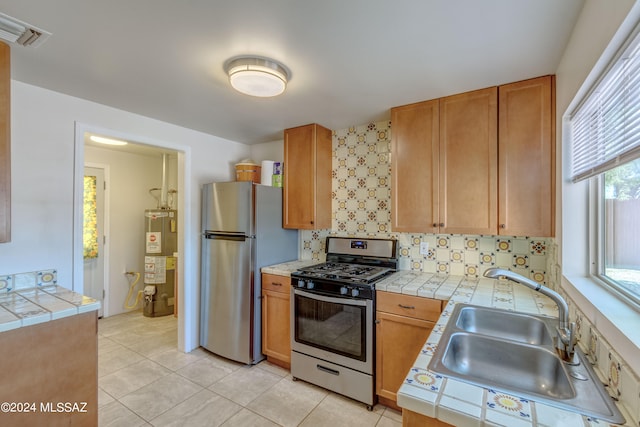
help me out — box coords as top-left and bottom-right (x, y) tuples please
(0, 285), (100, 332)
(376, 270), (631, 427)
(261, 259), (321, 277)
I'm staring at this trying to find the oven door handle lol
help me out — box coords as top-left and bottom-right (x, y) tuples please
(293, 289), (368, 307)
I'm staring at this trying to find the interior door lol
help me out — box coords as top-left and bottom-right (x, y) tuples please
(83, 166), (105, 317)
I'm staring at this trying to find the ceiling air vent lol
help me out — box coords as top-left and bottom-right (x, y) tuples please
(0, 13), (51, 48)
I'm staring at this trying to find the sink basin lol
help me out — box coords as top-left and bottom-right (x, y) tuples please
(455, 305), (553, 345)
(428, 304), (625, 424)
(438, 332), (574, 399)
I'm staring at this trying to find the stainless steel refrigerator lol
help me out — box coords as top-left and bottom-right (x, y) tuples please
(200, 181), (298, 364)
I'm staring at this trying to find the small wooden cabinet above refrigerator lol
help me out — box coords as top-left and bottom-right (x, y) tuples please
(283, 123), (332, 230)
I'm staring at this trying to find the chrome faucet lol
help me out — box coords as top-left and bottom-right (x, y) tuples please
(483, 268), (577, 363)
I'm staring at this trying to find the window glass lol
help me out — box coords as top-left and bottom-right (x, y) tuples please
(600, 157), (640, 303)
(83, 175), (98, 259)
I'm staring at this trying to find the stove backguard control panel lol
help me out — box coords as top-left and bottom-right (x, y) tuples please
(326, 237), (397, 259)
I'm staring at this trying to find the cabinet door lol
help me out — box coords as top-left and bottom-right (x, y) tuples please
(262, 288), (291, 365)
(439, 87), (498, 235)
(498, 76), (554, 237)
(283, 124), (331, 229)
(391, 100), (439, 233)
(376, 291), (443, 321)
(0, 312), (98, 425)
(375, 311), (435, 402)
(262, 273), (291, 293)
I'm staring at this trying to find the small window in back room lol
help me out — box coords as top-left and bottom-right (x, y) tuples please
(570, 19), (640, 307)
(83, 175), (98, 259)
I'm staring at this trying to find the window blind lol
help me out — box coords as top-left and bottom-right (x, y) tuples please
(570, 28), (640, 182)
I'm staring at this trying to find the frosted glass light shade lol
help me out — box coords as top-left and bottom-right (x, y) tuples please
(225, 57), (289, 97)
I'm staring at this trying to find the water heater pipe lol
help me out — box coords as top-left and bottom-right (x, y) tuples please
(160, 153), (169, 209)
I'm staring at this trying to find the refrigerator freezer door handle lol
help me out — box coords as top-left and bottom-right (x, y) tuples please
(203, 232), (252, 241)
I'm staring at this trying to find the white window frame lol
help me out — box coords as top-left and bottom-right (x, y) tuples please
(561, 0), (640, 379)
(568, 11), (640, 312)
(589, 172), (640, 309)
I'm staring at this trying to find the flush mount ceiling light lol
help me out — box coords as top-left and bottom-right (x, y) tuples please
(225, 56), (290, 97)
(90, 135), (128, 146)
(0, 13), (51, 47)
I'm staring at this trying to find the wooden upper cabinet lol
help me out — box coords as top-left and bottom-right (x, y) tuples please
(498, 76), (555, 237)
(439, 87), (498, 235)
(390, 76), (553, 236)
(390, 88), (497, 234)
(391, 100), (439, 233)
(0, 42), (10, 243)
(283, 123), (332, 229)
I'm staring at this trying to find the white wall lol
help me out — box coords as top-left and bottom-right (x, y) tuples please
(0, 81), (251, 351)
(250, 140), (284, 164)
(555, 0), (640, 375)
(555, 0), (636, 274)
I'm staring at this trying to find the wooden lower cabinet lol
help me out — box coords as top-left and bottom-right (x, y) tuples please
(0, 311), (98, 426)
(376, 292), (444, 408)
(403, 409), (454, 427)
(261, 273), (292, 369)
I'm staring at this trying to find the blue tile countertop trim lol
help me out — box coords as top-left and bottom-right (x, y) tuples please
(373, 271), (633, 427)
(0, 285), (100, 332)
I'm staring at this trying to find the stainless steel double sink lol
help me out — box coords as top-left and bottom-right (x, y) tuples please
(428, 304), (625, 423)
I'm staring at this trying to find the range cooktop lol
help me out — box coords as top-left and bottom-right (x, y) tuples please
(294, 262), (392, 284)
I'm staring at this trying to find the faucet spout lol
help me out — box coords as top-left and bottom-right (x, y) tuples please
(483, 268), (576, 362)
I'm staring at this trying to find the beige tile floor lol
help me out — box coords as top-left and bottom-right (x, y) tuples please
(98, 310), (402, 427)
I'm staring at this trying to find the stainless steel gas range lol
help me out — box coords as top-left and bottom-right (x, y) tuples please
(290, 237), (398, 409)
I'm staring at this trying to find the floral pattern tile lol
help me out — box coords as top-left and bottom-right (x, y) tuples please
(486, 389), (532, 420)
(405, 368), (443, 392)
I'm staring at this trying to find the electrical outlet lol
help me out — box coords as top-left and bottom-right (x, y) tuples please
(420, 242), (429, 255)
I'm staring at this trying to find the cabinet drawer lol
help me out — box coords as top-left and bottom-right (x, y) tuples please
(262, 273), (291, 293)
(376, 291), (443, 321)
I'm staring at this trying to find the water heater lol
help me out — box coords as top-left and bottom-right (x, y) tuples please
(143, 209), (177, 317)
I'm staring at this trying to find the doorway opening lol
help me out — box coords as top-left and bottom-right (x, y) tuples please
(73, 123), (191, 352)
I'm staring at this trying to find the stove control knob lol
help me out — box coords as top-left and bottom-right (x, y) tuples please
(306, 281), (315, 290)
(351, 288), (360, 298)
(297, 280), (306, 288)
(340, 286), (348, 295)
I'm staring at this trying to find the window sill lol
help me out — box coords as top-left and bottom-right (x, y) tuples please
(562, 274), (640, 375)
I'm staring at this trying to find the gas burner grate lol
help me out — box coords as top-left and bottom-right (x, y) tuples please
(297, 262), (392, 284)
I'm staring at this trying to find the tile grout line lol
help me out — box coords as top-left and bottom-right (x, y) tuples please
(98, 312), (403, 427)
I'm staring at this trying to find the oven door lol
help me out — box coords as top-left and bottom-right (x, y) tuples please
(291, 288), (373, 374)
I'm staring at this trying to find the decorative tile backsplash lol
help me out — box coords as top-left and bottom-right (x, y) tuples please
(0, 269), (57, 293)
(299, 119), (640, 426)
(301, 120), (550, 285)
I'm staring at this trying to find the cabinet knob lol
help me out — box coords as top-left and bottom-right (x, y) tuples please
(500, 224), (506, 229)
(432, 223), (437, 227)
(310, 221), (314, 225)
(439, 223), (444, 227)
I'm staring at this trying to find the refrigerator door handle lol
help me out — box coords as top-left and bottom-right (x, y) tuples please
(203, 232), (254, 241)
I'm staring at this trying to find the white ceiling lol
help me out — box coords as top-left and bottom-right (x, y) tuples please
(0, 0), (584, 145)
